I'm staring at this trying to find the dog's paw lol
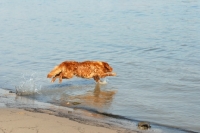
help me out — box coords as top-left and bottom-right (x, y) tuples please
(98, 80), (107, 84)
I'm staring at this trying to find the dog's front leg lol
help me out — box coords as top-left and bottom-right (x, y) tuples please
(93, 76), (100, 82)
(100, 72), (116, 78)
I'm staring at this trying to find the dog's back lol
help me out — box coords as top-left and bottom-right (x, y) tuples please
(75, 61), (107, 78)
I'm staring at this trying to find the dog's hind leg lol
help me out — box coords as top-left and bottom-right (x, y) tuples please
(47, 66), (61, 78)
(59, 73), (63, 83)
(51, 76), (58, 82)
(63, 72), (74, 79)
(51, 73), (61, 83)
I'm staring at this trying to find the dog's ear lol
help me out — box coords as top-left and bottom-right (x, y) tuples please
(47, 66), (62, 78)
(102, 62), (113, 72)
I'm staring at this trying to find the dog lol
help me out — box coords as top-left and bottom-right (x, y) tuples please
(47, 61), (116, 83)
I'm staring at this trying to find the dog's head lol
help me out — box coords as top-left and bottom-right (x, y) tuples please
(102, 62), (113, 72)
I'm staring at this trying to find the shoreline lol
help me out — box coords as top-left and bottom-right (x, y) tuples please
(0, 89), (138, 133)
(0, 107), (122, 133)
(0, 88), (196, 133)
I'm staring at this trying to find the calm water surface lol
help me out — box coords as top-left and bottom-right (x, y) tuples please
(0, 0), (200, 132)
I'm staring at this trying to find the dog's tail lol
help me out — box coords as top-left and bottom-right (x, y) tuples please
(47, 66), (62, 78)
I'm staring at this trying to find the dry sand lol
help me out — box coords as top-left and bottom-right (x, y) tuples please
(0, 108), (120, 133)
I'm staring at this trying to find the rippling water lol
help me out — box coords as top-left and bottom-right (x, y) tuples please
(1, 0), (200, 132)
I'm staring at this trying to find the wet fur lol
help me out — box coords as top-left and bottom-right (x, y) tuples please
(47, 61), (116, 83)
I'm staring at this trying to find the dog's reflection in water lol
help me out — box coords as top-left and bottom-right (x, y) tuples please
(61, 83), (116, 109)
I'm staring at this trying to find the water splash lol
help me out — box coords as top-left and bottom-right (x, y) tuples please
(99, 78), (108, 84)
(15, 73), (42, 96)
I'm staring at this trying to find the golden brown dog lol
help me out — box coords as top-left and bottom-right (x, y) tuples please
(47, 61), (116, 83)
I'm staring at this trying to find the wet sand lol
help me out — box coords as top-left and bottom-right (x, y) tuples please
(1, 88), (192, 133)
(0, 108), (122, 133)
(0, 89), (138, 133)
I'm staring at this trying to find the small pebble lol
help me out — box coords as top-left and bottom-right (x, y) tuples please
(137, 121), (151, 130)
(68, 111), (72, 114)
(9, 91), (14, 93)
(72, 102), (81, 105)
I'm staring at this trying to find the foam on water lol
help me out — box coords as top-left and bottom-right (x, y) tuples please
(98, 78), (108, 85)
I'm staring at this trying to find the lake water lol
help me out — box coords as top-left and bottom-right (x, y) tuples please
(0, 0), (200, 132)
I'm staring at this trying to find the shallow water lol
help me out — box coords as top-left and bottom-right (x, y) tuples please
(0, 0), (200, 132)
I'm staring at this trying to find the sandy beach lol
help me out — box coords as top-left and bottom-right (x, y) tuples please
(0, 107), (122, 133)
(0, 89), (139, 133)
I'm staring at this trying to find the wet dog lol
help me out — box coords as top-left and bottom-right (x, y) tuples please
(47, 61), (116, 83)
